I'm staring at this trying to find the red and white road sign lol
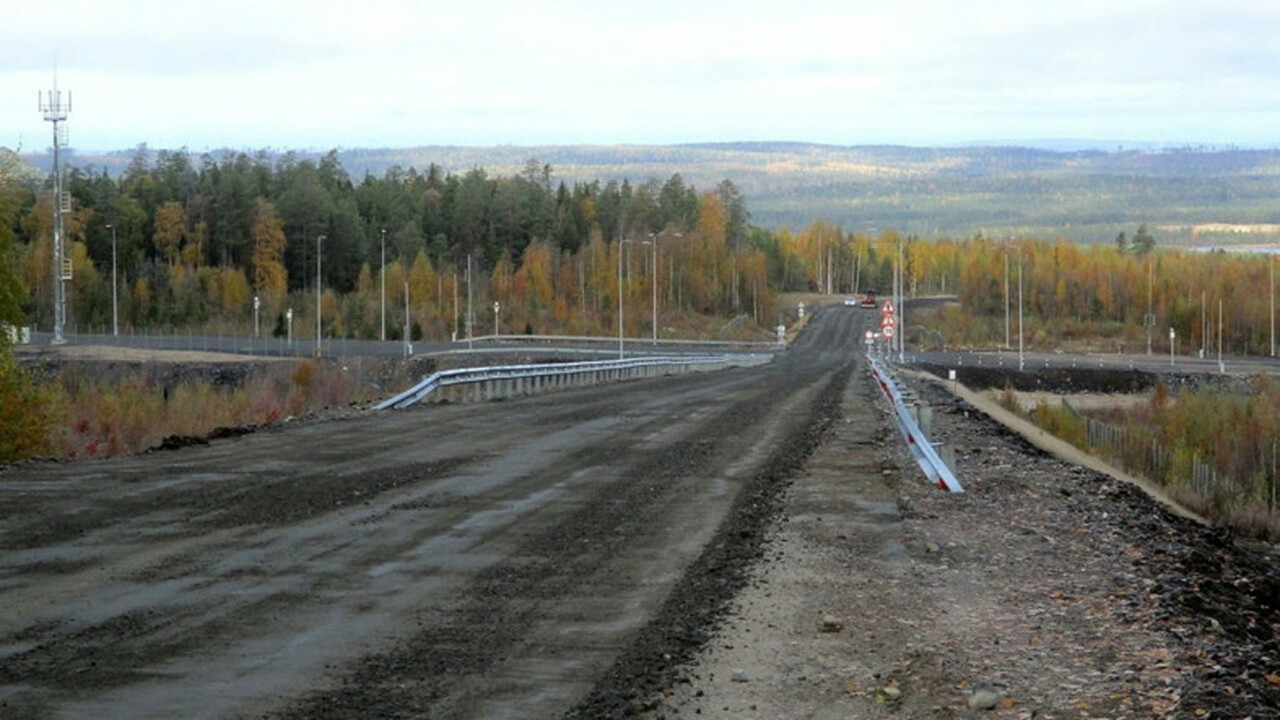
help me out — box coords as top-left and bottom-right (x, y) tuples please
(881, 300), (895, 316)
(882, 325), (896, 338)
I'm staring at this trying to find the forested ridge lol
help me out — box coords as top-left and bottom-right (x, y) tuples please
(28, 142), (1280, 245)
(8, 143), (1280, 354)
(9, 147), (788, 342)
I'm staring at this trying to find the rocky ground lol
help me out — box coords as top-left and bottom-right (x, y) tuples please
(574, 361), (1280, 719)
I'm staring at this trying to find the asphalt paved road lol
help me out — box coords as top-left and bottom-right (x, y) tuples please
(0, 306), (867, 719)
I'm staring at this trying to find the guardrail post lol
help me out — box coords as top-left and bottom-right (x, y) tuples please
(917, 403), (934, 438)
(936, 442), (956, 476)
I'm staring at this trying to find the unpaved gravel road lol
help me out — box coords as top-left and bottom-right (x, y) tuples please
(0, 307), (860, 719)
(5, 306), (1279, 720)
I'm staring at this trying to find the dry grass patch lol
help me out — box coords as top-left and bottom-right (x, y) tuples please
(52, 360), (365, 459)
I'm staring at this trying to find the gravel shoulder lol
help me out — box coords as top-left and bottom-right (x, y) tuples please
(644, 359), (1280, 719)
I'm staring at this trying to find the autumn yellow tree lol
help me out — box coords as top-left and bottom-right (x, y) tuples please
(250, 198), (288, 295)
(184, 220), (206, 268)
(202, 266), (251, 317)
(0, 154), (59, 460)
(153, 201), (187, 266)
(408, 250), (437, 337)
(695, 192), (729, 312)
(18, 194), (53, 318)
(513, 240), (555, 317)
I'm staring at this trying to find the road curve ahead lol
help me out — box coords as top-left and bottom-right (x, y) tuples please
(0, 306), (868, 719)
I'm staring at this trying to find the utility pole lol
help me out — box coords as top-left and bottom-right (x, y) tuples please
(39, 81), (71, 343)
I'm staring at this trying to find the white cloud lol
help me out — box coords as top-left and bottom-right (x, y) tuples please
(3, 0), (1279, 150)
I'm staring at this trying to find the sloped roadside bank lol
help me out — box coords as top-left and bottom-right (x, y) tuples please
(631, 360), (1278, 718)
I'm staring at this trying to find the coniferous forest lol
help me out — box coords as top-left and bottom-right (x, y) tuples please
(13, 148), (781, 342)
(6, 144), (1280, 359)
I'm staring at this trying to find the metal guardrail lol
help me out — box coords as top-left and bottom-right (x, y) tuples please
(477, 333), (784, 350)
(867, 356), (964, 493)
(26, 331), (782, 361)
(375, 354), (772, 410)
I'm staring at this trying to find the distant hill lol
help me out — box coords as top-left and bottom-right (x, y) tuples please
(0, 147), (44, 183)
(18, 142), (1280, 245)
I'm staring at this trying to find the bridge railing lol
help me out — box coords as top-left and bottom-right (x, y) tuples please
(375, 354), (773, 410)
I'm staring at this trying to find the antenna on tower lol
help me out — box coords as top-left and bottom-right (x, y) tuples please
(39, 76), (72, 344)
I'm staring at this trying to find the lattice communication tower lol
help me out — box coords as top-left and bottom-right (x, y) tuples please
(38, 83), (72, 343)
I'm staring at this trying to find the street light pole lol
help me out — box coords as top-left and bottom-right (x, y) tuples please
(467, 254), (473, 351)
(897, 235), (905, 362)
(650, 234), (658, 344)
(316, 234), (325, 357)
(380, 228), (386, 342)
(106, 222), (118, 337)
(618, 235), (625, 359)
(1018, 256), (1024, 371)
(1201, 290), (1207, 358)
(1218, 298), (1224, 373)
(646, 231), (681, 344)
(1004, 244), (1010, 350)
(1152, 256), (1162, 353)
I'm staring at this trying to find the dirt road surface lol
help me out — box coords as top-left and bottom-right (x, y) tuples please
(3, 306), (1278, 720)
(0, 307), (858, 719)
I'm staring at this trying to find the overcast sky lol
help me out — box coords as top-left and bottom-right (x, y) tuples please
(5, 0), (1279, 152)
